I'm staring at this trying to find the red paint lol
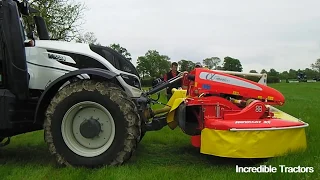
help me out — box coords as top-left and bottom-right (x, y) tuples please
(183, 68), (285, 106)
(178, 69), (304, 135)
(191, 135), (201, 147)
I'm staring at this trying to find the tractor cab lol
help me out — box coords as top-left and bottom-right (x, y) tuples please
(0, 0), (30, 100)
(0, 0), (56, 98)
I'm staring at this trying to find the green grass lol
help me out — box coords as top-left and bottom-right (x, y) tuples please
(0, 83), (319, 180)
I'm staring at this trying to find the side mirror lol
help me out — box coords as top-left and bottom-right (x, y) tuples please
(33, 16), (50, 40)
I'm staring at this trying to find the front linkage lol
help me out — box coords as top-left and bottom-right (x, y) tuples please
(133, 72), (187, 133)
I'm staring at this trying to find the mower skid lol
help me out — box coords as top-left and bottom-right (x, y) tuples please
(198, 106), (308, 158)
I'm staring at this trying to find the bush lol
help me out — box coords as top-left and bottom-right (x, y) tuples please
(267, 76), (280, 83)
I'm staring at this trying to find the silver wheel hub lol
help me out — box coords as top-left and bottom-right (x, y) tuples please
(61, 101), (116, 157)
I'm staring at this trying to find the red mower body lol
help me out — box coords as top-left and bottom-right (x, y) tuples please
(176, 68), (308, 153)
(182, 68), (285, 106)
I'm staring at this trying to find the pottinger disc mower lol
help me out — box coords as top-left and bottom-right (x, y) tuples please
(142, 68), (309, 159)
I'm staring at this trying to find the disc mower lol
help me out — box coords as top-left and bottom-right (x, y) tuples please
(141, 68), (309, 159)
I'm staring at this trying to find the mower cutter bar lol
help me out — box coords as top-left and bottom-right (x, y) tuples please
(229, 123), (309, 131)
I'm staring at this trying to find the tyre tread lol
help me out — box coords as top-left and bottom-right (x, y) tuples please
(43, 80), (141, 167)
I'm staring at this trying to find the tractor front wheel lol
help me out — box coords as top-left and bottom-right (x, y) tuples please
(44, 80), (141, 168)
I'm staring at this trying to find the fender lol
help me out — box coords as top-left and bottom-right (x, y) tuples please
(33, 68), (119, 124)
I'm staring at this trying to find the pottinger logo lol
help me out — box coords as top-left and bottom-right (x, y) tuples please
(199, 72), (263, 91)
(204, 72), (230, 83)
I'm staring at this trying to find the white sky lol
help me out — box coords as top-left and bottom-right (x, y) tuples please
(77, 0), (320, 73)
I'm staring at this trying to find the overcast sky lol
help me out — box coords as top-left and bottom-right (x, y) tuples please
(78, 0), (320, 73)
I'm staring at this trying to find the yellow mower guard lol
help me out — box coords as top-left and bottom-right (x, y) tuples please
(165, 88), (187, 129)
(200, 105), (308, 158)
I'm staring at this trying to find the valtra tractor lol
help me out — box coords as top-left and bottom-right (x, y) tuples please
(0, 0), (308, 168)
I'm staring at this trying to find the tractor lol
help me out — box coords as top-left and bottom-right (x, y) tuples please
(0, 0), (308, 168)
(1, 0), (144, 167)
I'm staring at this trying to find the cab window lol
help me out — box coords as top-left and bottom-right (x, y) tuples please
(116, 55), (140, 78)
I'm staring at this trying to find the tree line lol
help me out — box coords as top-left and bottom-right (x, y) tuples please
(24, 0), (320, 85)
(134, 50), (320, 85)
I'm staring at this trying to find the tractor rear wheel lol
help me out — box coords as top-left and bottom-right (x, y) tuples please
(44, 80), (141, 168)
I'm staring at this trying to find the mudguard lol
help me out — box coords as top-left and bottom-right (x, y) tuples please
(34, 68), (119, 124)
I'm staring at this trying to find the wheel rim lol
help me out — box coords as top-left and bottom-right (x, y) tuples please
(61, 101), (116, 157)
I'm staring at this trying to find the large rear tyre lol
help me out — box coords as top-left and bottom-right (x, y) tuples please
(44, 80), (141, 168)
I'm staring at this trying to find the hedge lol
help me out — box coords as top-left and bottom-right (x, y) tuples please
(267, 76), (280, 83)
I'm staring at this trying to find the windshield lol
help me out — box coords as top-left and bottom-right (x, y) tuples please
(89, 45), (140, 78)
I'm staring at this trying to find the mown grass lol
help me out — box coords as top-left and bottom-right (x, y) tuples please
(0, 83), (319, 180)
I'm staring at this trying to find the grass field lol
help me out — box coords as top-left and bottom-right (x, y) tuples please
(0, 83), (319, 180)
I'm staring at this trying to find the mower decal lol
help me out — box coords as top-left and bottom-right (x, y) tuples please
(202, 84), (211, 90)
(234, 120), (271, 124)
(235, 121), (261, 124)
(199, 72), (262, 91)
(232, 91), (240, 95)
(267, 96), (274, 100)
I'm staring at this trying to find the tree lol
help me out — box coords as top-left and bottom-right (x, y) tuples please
(109, 43), (132, 61)
(311, 58), (320, 73)
(136, 59), (149, 78)
(304, 68), (318, 79)
(23, 0), (87, 41)
(267, 68), (280, 77)
(178, 60), (195, 71)
(260, 69), (267, 74)
(136, 50), (171, 78)
(203, 57), (221, 69)
(279, 71), (289, 80)
(75, 32), (100, 45)
(288, 69), (297, 79)
(222, 56), (243, 72)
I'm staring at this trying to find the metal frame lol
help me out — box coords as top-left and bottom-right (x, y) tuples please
(229, 123), (309, 131)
